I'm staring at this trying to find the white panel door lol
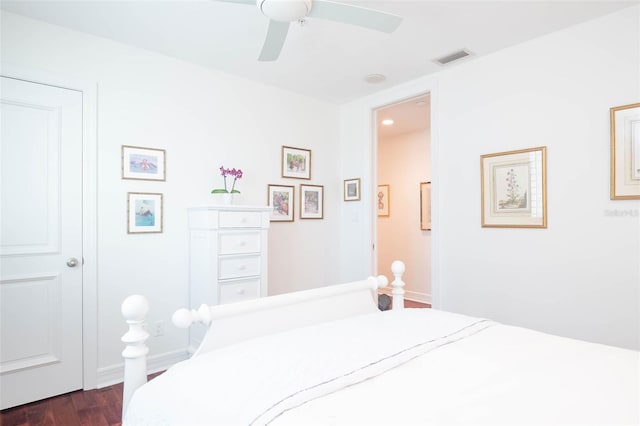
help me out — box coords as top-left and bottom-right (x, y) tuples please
(0, 76), (83, 409)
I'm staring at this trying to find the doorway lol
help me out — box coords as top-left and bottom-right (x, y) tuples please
(0, 76), (84, 408)
(0, 66), (98, 407)
(374, 94), (432, 304)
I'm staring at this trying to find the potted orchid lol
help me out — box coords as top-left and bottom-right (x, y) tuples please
(211, 166), (243, 204)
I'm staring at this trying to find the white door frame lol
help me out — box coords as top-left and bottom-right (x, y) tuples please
(359, 77), (441, 307)
(1, 62), (99, 389)
(372, 93), (432, 304)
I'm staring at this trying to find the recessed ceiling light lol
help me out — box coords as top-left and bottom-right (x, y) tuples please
(365, 74), (386, 84)
(381, 119), (394, 126)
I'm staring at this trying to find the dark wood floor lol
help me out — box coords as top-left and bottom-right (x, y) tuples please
(0, 372), (164, 426)
(1, 382), (125, 426)
(1, 301), (429, 426)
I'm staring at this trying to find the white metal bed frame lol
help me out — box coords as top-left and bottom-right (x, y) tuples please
(120, 260), (407, 419)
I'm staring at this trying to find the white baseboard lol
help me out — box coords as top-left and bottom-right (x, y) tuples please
(405, 290), (431, 304)
(379, 288), (431, 305)
(96, 349), (189, 389)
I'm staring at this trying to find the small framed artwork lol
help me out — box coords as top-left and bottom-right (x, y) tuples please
(420, 182), (431, 231)
(343, 178), (361, 201)
(610, 103), (640, 199)
(267, 184), (295, 222)
(281, 146), (311, 180)
(127, 192), (163, 234)
(122, 145), (166, 181)
(377, 184), (390, 217)
(300, 184), (324, 219)
(480, 146), (547, 228)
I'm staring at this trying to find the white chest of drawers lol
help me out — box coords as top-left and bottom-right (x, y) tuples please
(187, 206), (270, 350)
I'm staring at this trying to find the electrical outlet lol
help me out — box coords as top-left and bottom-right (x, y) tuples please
(152, 320), (164, 337)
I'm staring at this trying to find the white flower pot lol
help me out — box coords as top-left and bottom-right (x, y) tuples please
(211, 193), (234, 205)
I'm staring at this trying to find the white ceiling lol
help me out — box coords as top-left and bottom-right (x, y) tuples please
(377, 94), (430, 139)
(2, 1), (637, 104)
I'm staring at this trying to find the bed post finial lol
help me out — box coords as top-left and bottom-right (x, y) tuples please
(391, 260), (406, 310)
(172, 304), (212, 328)
(121, 295), (150, 420)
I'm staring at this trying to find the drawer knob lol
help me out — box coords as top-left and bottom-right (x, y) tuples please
(238, 241), (246, 247)
(238, 264), (246, 271)
(240, 217), (248, 223)
(237, 288), (245, 295)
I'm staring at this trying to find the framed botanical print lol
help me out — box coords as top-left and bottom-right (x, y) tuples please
(122, 145), (166, 181)
(127, 192), (163, 233)
(420, 182), (431, 230)
(480, 146), (547, 228)
(377, 184), (390, 217)
(281, 146), (311, 180)
(610, 103), (640, 199)
(300, 184), (324, 219)
(343, 178), (361, 201)
(267, 184), (295, 222)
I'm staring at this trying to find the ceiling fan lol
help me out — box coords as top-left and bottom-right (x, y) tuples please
(215, 0), (403, 61)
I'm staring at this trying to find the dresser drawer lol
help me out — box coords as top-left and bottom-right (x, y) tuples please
(219, 279), (261, 304)
(219, 255), (261, 279)
(219, 211), (263, 228)
(218, 232), (261, 255)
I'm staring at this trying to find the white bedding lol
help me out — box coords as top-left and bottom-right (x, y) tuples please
(124, 308), (640, 426)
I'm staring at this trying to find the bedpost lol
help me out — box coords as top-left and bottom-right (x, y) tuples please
(121, 295), (150, 420)
(172, 304), (212, 328)
(391, 260), (406, 310)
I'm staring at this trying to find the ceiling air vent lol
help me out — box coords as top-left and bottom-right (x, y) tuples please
(434, 49), (472, 66)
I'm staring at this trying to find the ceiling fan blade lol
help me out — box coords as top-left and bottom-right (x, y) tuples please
(258, 20), (290, 62)
(309, 0), (402, 33)
(212, 0), (255, 5)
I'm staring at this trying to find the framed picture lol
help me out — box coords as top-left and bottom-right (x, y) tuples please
(281, 146), (311, 179)
(610, 103), (640, 199)
(122, 145), (166, 181)
(480, 146), (547, 228)
(377, 184), (390, 217)
(127, 192), (163, 234)
(267, 184), (295, 222)
(300, 184), (324, 219)
(420, 182), (431, 230)
(343, 178), (361, 201)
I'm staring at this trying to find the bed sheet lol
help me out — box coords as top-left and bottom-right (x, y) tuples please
(274, 323), (640, 425)
(124, 308), (640, 425)
(124, 308), (493, 425)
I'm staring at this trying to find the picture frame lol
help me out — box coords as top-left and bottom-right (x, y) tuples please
(420, 182), (431, 231)
(281, 146), (311, 180)
(300, 184), (324, 219)
(127, 192), (163, 234)
(343, 178), (361, 201)
(480, 146), (547, 228)
(377, 184), (390, 217)
(610, 103), (640, 200)
(267, 184), (295, 222)
(122, 145), (166, 181)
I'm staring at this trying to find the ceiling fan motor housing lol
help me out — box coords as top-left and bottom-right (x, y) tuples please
(258, 0), (312, 22)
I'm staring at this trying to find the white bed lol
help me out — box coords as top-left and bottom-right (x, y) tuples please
(120, 261), (640, 425)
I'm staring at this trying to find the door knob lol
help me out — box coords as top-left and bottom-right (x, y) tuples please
(66, 257), (79, 268)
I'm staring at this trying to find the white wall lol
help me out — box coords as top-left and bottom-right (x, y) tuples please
(1, 11), (341, 382)
(2, 5), (638, 390)
(340, 6), (640, 350)
(378, 129), (431, 302)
